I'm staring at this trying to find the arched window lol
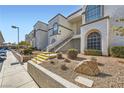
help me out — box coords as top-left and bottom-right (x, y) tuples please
(87, 32), (101, 50)
(86, 5), (103, 22)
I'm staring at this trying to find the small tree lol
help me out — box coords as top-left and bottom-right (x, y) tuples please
(18, 41), (30, 46)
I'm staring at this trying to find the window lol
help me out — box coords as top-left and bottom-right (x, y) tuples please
(51, 38), (56, 44)
(86, 5), (103, 22)
(87, 32), (101, 50)
(53, 23), (58, 35)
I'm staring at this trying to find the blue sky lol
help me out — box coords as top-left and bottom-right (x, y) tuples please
(0, 5), (81, 43)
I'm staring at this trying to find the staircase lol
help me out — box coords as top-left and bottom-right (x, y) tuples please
(30, 52), (57, 64)
(47, 33), (74, 52)
(55, 37), (73, 52)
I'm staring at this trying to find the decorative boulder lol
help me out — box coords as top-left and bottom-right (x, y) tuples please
(74, 60), (100, 76)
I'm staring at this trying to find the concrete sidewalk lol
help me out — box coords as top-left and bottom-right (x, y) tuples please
(0, 51), (39, 88)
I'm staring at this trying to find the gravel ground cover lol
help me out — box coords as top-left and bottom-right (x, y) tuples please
(40, 54), (124, 88)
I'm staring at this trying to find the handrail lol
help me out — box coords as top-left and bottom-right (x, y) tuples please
(47, 32), (74, 51)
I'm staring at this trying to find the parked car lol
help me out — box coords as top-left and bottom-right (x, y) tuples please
(0, 55), (6, 61)
(0, 52), (6, 56)
(0, 49), (7, 54)
(0, 48), (7, 61)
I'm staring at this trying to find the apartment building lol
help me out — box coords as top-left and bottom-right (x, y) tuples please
(0, 31), (5, 46)
(26, 5), (124, 55)
(26, 21), (48, 50)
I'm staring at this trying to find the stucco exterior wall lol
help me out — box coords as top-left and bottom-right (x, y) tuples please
(35, 31), (48, 50)
(71, 20), (82, 35)
(80, 5), (124, 56)
(104, 5), (124, 47)
(58, 38), (80, 52)
(59, 15), (72, 28)
(34, 21), (48, 31)
(26, 5), (124, 55)
(33, 21), (48, 50)
(81, 18), (109, 55)
(48, 15), (73, 45)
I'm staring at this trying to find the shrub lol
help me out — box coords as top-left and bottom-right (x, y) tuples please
(11, 45), (18, 49)
(23, 47), (33, 55)
(84, 49), (102, 56)
(67, 48), (78, 59)
(57, 53), (63, 59)
(50, 60), (55, 65)
(110, 46), (124, 58)
(61, 64), (68, 71)
(18, 41), (30, 46)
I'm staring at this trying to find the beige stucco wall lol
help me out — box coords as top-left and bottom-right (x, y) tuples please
(71, 20), (82, 35)
(81, 5), (124, 56)
(81, 18), (109, 55)
(35, 31), (48, 50)
(48, 15), (73, 45)
(34, 21), (48, 50)
(104, 5), (124, 47)
(58, 38), (80, 52)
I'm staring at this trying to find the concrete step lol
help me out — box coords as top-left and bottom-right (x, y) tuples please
(40, 54), (49, 57)
(37, 55), (48, 60)
(31, 58), (42, 64)
(34, 57), (46, 62)
(40, 53), (57, 58)
(42, 52), (52, 54)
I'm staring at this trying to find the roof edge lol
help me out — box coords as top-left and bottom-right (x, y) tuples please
(67, 8), (82, 18)
(33, 20), (48, 27)
(48, 13), (67, 23)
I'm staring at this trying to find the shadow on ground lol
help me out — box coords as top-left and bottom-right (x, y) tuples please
(97, 62), (105, 66)
(75, 57), (87, 61)
(96, 72), (112, 78)
(0, 60), (4, 72)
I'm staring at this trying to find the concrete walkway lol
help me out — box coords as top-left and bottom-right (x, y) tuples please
(0, 51), (39, 88)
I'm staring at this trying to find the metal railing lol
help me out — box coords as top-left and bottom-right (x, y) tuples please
(47, 32), (74, 51)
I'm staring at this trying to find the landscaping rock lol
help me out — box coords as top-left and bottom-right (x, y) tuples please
(74, 60), (100, 76)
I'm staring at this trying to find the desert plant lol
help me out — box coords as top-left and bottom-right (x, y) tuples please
(23, 47), (33, 55)
(57, 52), (63, 59)
(67, 48), (78, 59)
(50, 60), (55, 65)
(61, 64), (68, 71)
(84, 49), (102, 56)
(110, 46), (124, 58)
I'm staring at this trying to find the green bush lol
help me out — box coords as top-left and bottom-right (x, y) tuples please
(18, 41), (30, 46)
(57, 53), (63, 59)
(23, 47), (33, 55)
(110, 46), (124, 58)
(84, 49), (102, 56)
(67, 48), (78, 59)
